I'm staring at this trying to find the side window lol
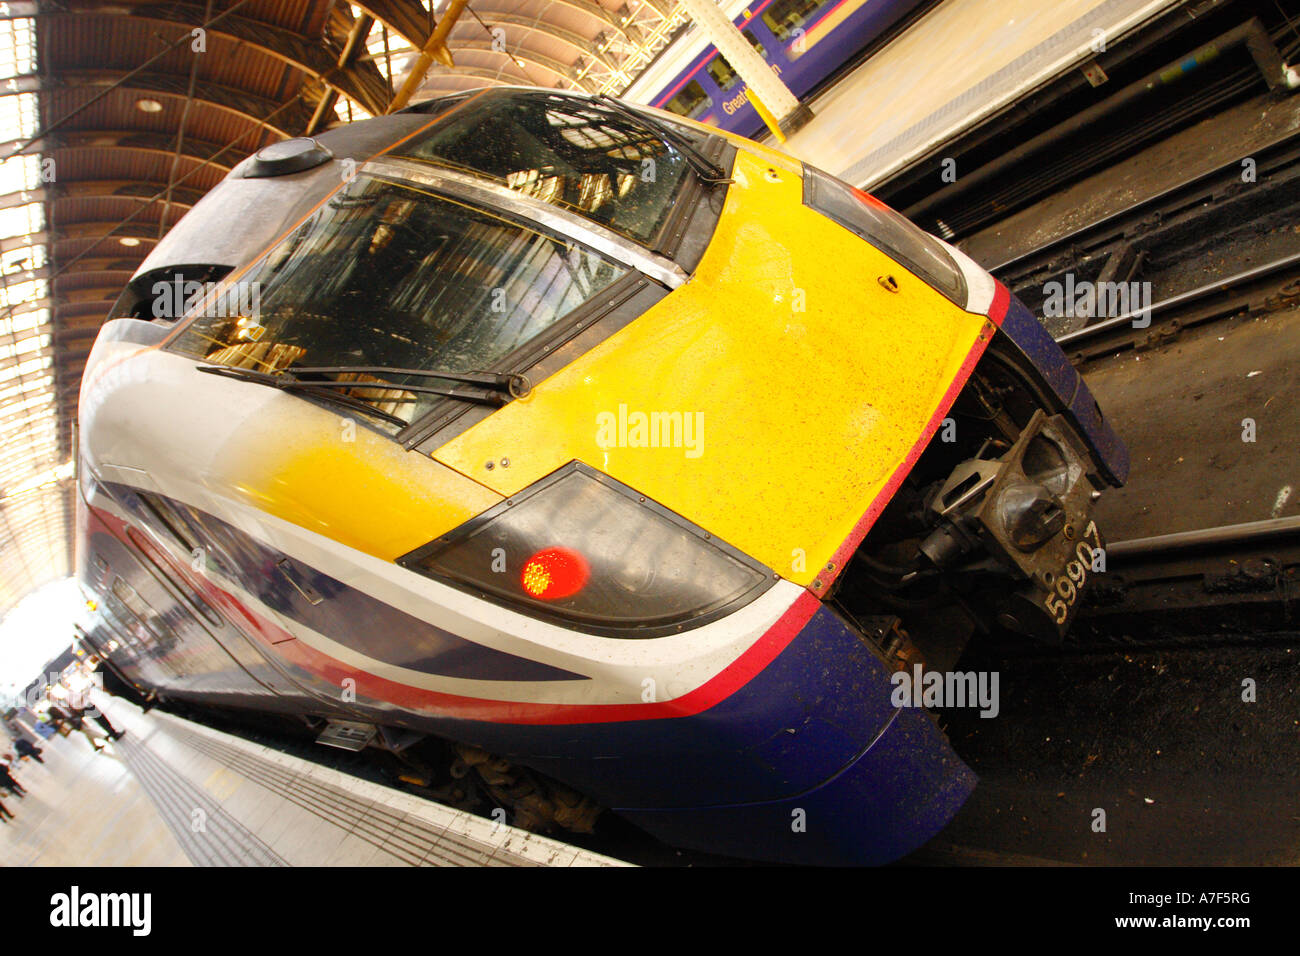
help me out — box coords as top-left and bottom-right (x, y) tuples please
(762, 0), (830, 42)
(707, 55), (740, 92)
(665, 80), (713, 121)
(706, 31), (771, 93)
(127, 527), (225, 629)
(134, 491), (197, 553)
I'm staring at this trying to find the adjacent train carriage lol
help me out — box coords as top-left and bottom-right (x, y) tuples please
(648, 0), (933, 137)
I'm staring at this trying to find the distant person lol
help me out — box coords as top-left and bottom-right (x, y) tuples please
(65, 706), (107, 752)
(0, 797), (13, 822)
(13, 738), (43, 763)
(45, 703), (72, 735)
(0, 755), (24, 798)
(90, 708), (124, 741)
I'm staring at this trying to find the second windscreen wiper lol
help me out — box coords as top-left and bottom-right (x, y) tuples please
(595, 95), (731, 185)
(287, 365), (532, 400)
(195, 363), (531, 428)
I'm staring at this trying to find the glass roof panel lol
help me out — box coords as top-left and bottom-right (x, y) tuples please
(0, 9), (68, 619)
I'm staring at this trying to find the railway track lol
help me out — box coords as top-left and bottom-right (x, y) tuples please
(919, 80), (1300, 656)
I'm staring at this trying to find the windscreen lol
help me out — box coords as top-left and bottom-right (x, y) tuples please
(390, 91), (696, 247)
(167, 173), (626, 428)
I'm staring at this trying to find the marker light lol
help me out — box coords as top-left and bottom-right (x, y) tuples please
(801, 164), (967, 307)
(521, 547), (590, 600)
(400, 463), (773, 638)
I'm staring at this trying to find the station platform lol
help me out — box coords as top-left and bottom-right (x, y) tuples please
(1, 696), (628, 867)
(778, 0), (1183, 188)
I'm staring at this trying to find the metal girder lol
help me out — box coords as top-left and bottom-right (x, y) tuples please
(5, 298), (52, 321)
(52, 258), (143, 275)
(307, 12), (376, 134)
(447, 40), (587, 90)
(354, 1), (620, 74)
(638, 0), (677, 18)
(57, 287), (121, 304)
(0, 182), (202, 211)
(352, 0), (437, 49)
(0, 130), (238, 171)
(1, 232), (49, 255)
(9, 71), (315, 138)
(52, 222), (162, 246)
(54, 325), (105, 340)
(466, 12), (617, 72)
(513, 0), (635, 41)
(49, 1), (393, 115)
(418, 66), (520, 88)
(0, 264), (48, 285)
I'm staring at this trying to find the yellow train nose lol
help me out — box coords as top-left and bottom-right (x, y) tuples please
(434, 150), (993, 588)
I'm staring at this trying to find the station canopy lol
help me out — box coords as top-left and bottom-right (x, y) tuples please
(0, 0), (691, 618)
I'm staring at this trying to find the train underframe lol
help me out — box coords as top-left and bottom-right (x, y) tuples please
(832, 342), (1112, 671)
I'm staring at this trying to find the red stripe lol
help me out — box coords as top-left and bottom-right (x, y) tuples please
(989, 279), (1011, 324)
(273, 589), (820, 725)
(86, 502), (819, 725)
(809, 287), (1009, 598)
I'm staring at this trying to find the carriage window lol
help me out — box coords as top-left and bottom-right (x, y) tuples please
(762, 0), (830, 41)
(392, 92), (694, 247)
(707, 29), (770, 89)
(706, 56), (739, 92)
(665, 80), (713, 121)
(168, 174), (626, 428)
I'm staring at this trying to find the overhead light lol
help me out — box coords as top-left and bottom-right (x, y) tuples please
(118, 237), (140, 247)
(135, 98), (163, 113)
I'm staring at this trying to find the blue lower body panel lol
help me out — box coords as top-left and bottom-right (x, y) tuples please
(617, 700), (975, 865)
(442, 603), (977, 865)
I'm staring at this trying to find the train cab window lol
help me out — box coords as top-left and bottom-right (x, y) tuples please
(762, 0), (830, 42)
(168, 174), (627, 429)
(390, 91), (695, 249)
(665, 81), (713, 122)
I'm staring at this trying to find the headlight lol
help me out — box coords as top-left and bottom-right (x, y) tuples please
(801, 165), (967, 307)
(399, 463), (775, 637)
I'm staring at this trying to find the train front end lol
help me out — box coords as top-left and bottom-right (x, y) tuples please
(77, 88), (1126, 865)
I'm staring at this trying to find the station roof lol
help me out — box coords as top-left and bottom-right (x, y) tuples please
(0, 0), (689, 618)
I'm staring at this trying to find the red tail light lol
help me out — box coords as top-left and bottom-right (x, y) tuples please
(521, 547), (590, 600)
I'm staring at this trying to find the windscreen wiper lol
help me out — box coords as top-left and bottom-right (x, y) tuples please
(194, 364), (531, 426)
(287, 365), (532, 400)
(595, 95), (731, 185)
(195, 365), (411, 426)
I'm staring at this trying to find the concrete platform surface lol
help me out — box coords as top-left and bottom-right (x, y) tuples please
(1, 696), (629, 867)
(780, 0), (1182, 188)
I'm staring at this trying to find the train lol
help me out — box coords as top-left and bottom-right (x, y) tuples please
(75, 86), (1128, 865)
(644, 0), (934, 137)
